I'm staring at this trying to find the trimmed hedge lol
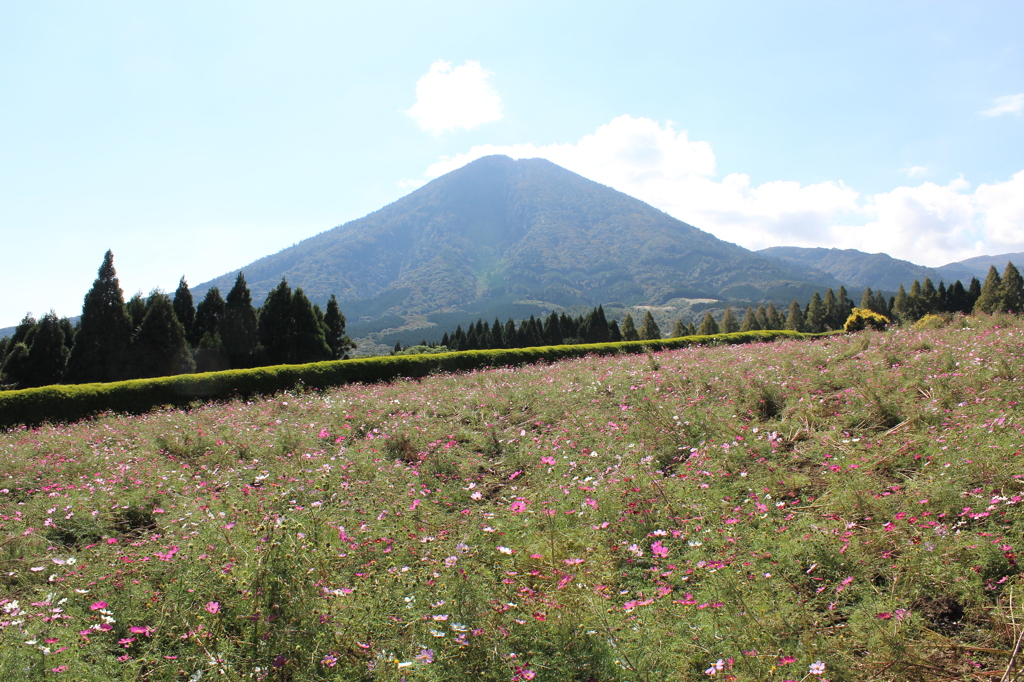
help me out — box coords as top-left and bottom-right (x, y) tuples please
(0, 330), (813, 429)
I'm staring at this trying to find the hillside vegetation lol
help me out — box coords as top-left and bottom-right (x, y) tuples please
(1, 314), (1022, 681)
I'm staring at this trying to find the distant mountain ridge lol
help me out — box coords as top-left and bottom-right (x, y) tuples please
(758, 246), (1024, 291)
(758, 247), (944, 291)
(195, 156), (837, 330)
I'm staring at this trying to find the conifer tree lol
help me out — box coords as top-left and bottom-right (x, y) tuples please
(24, 311), (70, 387)
(543, 312), (562, 345)
(65, 250), (133, 384)
(947, 280), (968, 314)
(720, 306), (738, 334)
(258, 278), (295, 365)
(126, 293), (147, 333)
(131, 291), (194, 378)
(874, 290), (890, 318)
(608, 319), (622, 342)
(973, 266), (1003, 314)
(503, 319), (516, 348)
(221, 273), (260, 368)
(785, 300), (805, 331)
(860, 287), (874, 313)
(1, 342), (30, 388)
(823, 289), (838, 330)
(621, 313), (641, 341)
(492, 318), (503, 348)
(937, 281), (949, 313)
(967, 277), (982, 310)
(323, 295), (355, 359)
(921, 278), (938, 315)
(805, 293), (826, 333)
(291, 288), (332, 363)
(440, 332), (450, 349)
(1000, 262), (1024, 314)
(739, 306), (759, 332)
(697, 311), (719, 336)
(638, 311), (662, 340)
(11, 313), (36, 347)
(755, 304), (770, 330)
(892, 284), (911, 323)
(192, 287), (225, 347)
(173, 277), (196, 342)
(671, 318), (688, 338)
(194, 332), (227, 373)
(767, 302), (784, 330)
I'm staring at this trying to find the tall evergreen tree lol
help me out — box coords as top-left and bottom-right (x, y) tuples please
(620, 313), (641, 341)
(1000, 262), (1024, 314)
(173, 277), (196, 342)
(131, 291), (194, 378)
(973, 266), (1003, 314)
(892, 284), (911, 323)
(805, 293), (826, 333)
(785, 300), (805, 332)
(221, 273), (260, 368)
(823, 289), (838, 330)
(921, 278), (939, 315)
(126, 293), (147, 333)
(671, 318), (688, 338)
(739, 306), (760, 332)
(1, 342), (30, 388)
(874, 290), (890, 318)
(719, 306), (738, 334)
(23, 311), (70, 388)
(638, 311), (662, 340)
(860, 287), (875, 313)
(194, 332), (227, 373)
(767, 302), (784, 330)
(11, 313), (36, 347)
(697, 311), (719, 336)
(967, 277), (982, 310)
(947, 280), (968, 314)
(192, 287), (225, 347)
(755, 304), (770, 330)
(291, 288), (332, 363)
(65, 250), (133, 384)
(258, 279), (295, 365)
(323, 295), (355, 360)
(608, 319), (622, 342)
(503, 319), (517, 348)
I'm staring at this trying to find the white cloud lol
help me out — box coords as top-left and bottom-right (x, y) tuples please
(416, 115), (1024, 267)
(405, 60), (502, 134)
(901, 165), (929, 178)
(981, 93), (1024, 117)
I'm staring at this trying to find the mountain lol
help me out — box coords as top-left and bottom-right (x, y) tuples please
(758, 246), (944, 291)
(937, 252), (1024, 283)
(195, 156), (837, 337)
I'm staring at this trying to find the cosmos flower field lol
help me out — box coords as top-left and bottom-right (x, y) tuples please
(2, 314), (1023, 681)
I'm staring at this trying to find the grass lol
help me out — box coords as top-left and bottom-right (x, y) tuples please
(1, 313), (1022, 681)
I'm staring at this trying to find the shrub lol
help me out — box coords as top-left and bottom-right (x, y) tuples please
(844, 307), (890, 332)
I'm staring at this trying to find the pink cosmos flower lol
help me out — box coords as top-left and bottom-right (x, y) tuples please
(90, 601), (107, 610)
(205, 601), (220, 614)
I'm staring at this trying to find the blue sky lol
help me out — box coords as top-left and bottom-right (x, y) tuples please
(2, 1), (1023, 327)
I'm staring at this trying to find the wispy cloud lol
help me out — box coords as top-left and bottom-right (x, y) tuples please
(405, 60), (502, 134)
(417, 116), (1024, 266)
(980, 93), (1024, 117)
(900, 165), (929, 178)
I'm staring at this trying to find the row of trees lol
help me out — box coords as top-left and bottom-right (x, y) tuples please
(0, 251), (354, 390)
(419, 264), (1020, 353)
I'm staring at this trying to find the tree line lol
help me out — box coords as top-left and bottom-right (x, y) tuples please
(401, 262), (1022, 354)
(3, 251), (1021, 390)
(0, 251), (354, 390)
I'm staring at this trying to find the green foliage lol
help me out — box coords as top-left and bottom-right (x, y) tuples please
(172, 276), (195, 342)
(0, 329), (807, 429)
(220, 273), (260, 368)
(844, 307), (890, 332)
(697, 311), (719, 336)
(65, 250), (133, 384)
(721, 305), (739, 334)
(620, 313), (640, 342)
(637, 310), (662, 340)
(131, 291), (194, 378)
(323, 294), (355, 359)
(974, 266), (1003, 314)
(192, 286), (224, 348)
